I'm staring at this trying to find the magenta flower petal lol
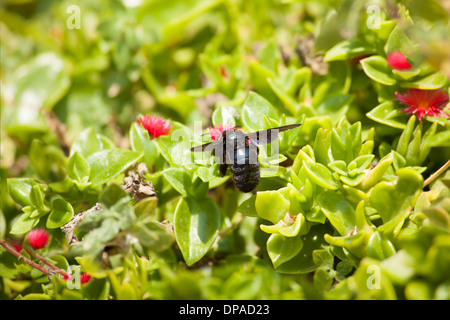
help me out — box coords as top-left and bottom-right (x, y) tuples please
(387, 51), (412, 70)
(209, 124), (236, 141)
(27, 229), (49, 250)
(138, 115), (172, 139)
(394, 88), (449, 121)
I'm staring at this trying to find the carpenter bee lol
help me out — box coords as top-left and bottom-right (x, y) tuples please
(191, 124), (301, 192)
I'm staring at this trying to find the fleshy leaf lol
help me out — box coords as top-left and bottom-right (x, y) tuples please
(46, 197), (74, 229)
(255, 190), (290, 224)
(174, 197), (221, 266)
(369, 168), (423, 236)
(267, 233), (303, 269)
(318, 191), (356, 236)
(88, 149), (143, 186)
(360, 55), (396, 86)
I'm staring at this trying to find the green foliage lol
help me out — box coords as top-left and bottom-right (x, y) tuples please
(1, 0), (450, 300)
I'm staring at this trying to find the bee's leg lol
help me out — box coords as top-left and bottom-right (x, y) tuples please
(219, 164), (228, 176)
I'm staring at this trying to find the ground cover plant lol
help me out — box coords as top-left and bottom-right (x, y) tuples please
(1, 0), (450, 300)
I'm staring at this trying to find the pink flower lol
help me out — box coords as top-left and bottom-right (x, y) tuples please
(209, 124), (236, 141)
(387, 51), (412, 70)
(138, 115), (171, 139)
(394, 88), (449, 121)
(27, 228), (49, 250)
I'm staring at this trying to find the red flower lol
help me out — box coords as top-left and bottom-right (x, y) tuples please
(26, 228), (49, 250)
(12, 241), (23, 252)
(138, 115), (171, 139)
(387, 51), (412, 70)
(394, 88), (449, 121)
(80, 273), (91, 284)
(209, 124), (236, 141)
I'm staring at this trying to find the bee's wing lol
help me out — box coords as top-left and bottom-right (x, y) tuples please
(190, 141), (215, 152)
(247, 124), (301, 145)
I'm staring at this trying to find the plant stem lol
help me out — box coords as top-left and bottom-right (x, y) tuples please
(423, 159), (450, 188)
(30, 249), (69, 278)
(0, 238), (48, 276)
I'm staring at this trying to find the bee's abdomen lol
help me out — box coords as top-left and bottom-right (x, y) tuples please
(231, 163), (260, 193)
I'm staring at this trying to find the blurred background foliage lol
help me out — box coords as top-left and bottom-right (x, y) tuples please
(1, 0), (450, 300)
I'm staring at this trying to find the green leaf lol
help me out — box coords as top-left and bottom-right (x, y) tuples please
(381, 250), (416, 285)
(348, 154), (375, 176)
(303, 161), (340, 190)
(10, 210), (39, 234)
(67, 152), (90, 184)
(324, 39), (375, 62)
(422, 197), (450, 232)
(0, 252), (21, 278)
(132, 221), (174, 251)
(392, 68), (420, 80)
(29, 139), (65, 181)
(313, 128), (330, 165)
(46, 197), (74, 229)
(267, 78), (298, 115)
(316, 94), (353, 124)
(212, 105), (238, 127)
(313, 249), (334, 269)
(30, 185), (49, 215)
(237, 195), (258, 218)
(267, 233), (303, 269)
(163, 168), (192, 197)
(242, 91), (278, 131)
(324, 231), (370, 258)
(367, 231), (396, 260)
(5, 52), (70, 125)
(384, 26), (415, 56)
(361, 152), (394, 190)
(313, 268), (334, 292)
(328, 160), (347, 175)
(369, 168), (423, 236)
(88, 149), (143, 186)
(340, 174), (365, 187)
(129, 123), (160, 167)
(70, 128), (115, 159)
(400, 71), (447, 90)
(7, 178), (41, 207)
(275, 224), (332, 274)
(405, 124), (422, 166)
(248, 61), (276, 102)
(360, 55), (396, 86)
(318, 191), (356, 236)
(260, 213), (307, 237)
(426, 130), (450, 147)
(396, 116), (416, 157)
(174, 197), (221, 266)
(366, 101), (406, 129)
(255, 190), (290, 224)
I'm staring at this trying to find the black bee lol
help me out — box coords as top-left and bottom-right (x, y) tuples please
(191, 124), (301, 192)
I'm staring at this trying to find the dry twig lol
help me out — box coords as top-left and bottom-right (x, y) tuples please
(61, 203), (102, 245)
